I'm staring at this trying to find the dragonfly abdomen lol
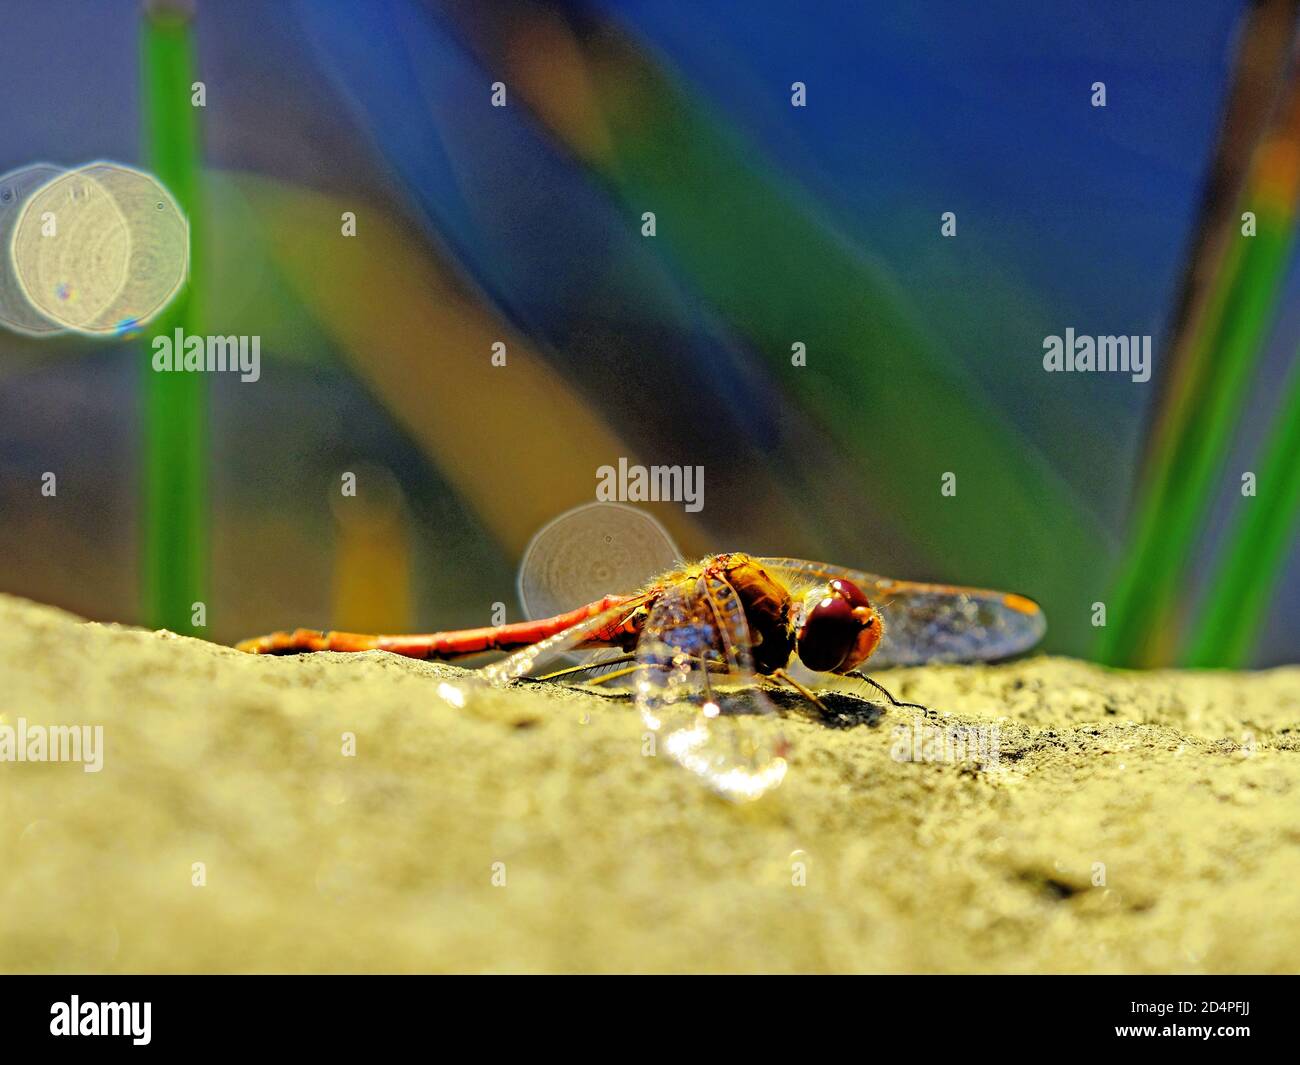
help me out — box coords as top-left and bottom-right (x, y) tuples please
(236, 593), (645, 659)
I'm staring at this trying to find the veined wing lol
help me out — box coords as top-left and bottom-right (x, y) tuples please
(635, 573), (788, 801)
(480, 594), (651, 686)
(756, 557), (1046, 668)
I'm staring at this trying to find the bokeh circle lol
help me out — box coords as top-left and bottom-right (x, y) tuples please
(517, 502), (680, 620)
(9, 162), (188, 336)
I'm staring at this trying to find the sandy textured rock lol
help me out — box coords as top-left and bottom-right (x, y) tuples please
(0, 593), (1297, 973)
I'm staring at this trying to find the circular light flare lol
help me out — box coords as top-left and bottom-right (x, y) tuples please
(5, 161), (189, 337)
(10, 166), (130, 331)
(75, 163), (189, 333)
(0, 163), (70, 336)
(517, 501), (680, 622)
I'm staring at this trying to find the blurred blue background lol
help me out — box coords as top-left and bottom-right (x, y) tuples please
(0, 0), (1296, 666)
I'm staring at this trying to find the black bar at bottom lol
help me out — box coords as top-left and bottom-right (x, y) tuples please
(0, 974), (1293, 1051)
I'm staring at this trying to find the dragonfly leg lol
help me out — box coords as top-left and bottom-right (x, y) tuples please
(770, 668), (829, 715)
(585, 653), (729, 688)
(532, 654), (639, 682)
(584, 663), (644, 687)
(844, 671), (929, 712)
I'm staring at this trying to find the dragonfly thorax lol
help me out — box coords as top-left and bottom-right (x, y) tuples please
(711, 554), (796, 674)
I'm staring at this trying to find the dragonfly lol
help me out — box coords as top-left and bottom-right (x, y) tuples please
(237, 554), (1045, 801)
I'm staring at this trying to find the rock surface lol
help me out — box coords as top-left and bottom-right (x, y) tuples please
(0, 593), (1297, 973)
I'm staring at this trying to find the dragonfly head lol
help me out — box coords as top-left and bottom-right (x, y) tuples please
(795, 578), (883, 673)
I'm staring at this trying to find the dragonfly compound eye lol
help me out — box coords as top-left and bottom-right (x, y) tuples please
(829, 577), (872, 611)
(797, 595), (862, 673)
(797, 579), (882, 673)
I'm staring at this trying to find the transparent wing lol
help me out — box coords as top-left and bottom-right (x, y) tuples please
(480, 596), (649, 687)
(635, 574), (788, 801)
(756, 557), (1046, 668)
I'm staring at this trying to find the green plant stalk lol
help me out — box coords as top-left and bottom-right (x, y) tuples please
(1097, 208), (1293, 666)
(1186, 352), (1300, 666)
(142, 9), (206, 635)
(1096, 233), (1248, 665)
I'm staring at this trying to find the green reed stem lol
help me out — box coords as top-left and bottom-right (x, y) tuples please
(1097, 206), (1293, 666)
(141, 5), (206, 634)
(1186, 352), (1300, 666)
